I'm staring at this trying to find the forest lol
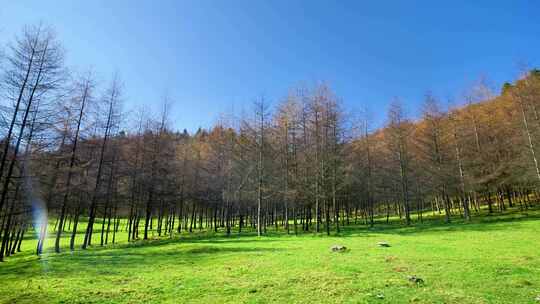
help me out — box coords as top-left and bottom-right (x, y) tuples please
(0, 24), (540, 261)
(0, 18), (539, 303)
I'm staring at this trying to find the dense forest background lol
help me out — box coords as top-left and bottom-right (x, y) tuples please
(1, 24), (539, 261)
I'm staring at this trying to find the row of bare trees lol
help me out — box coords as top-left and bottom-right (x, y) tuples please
(0, 24), (539, 261)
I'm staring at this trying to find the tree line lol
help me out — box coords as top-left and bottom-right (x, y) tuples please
(0, 24), (538, 261)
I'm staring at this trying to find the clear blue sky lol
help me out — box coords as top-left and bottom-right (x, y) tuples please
(2, 1), (539, 131)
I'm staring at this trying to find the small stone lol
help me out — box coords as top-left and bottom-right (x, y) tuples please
(535, 295), (540, 302)
(376, 293), (384, 299)
(407, 275), (424, 284)
(330, 245), (347, 252)
(378, 242), (390, 247)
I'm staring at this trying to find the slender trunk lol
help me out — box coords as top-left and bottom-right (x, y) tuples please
(519, 99), (540, 183)
(55, 81), (89, 253)
(83, 85), (116, 249)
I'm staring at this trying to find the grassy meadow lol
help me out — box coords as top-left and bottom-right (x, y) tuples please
(1, 208), (540, 304)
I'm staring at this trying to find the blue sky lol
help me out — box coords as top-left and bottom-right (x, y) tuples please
(1, 1), (539, 131)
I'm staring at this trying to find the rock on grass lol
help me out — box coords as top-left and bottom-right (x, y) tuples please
(407, 275), (424, 284)
(330, 245), (347, 252)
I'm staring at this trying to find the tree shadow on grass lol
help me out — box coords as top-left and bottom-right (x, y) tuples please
(6, 226), (295, 269)
(103, 233), (294, 253)
(0, 245), (285, 279)
(338, 207), (540, 237)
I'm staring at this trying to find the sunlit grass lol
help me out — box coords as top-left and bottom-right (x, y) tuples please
(1, 207), (539, 303)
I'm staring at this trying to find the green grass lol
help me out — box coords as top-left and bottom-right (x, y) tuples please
(1, 209), (540, 303)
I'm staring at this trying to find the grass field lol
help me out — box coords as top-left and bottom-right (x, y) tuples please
(1, 209), (540, 304)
